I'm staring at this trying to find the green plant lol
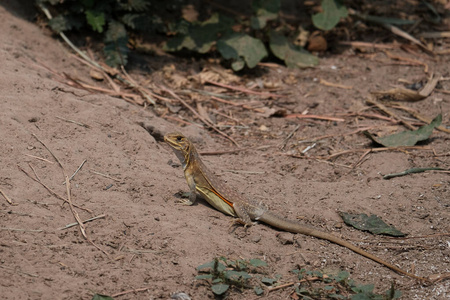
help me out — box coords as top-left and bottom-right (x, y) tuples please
(37, 0), (165, 67)
(292, 269), (402, 300)
(37, 0), (348, 70)
(196, 257), (269, 296)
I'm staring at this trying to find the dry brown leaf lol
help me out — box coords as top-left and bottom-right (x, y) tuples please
(182, 4), (198, 22)
(89, 69), (103, 81)
(307, 31), (327, 52)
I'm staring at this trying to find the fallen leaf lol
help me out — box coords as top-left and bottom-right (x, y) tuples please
(340, 212), (406, 237)
(364, 114), (442, 147)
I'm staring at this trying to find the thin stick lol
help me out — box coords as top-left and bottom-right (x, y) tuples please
(205, 80), (284, 98)
(365, 97), (415, 130)
(59, 214), (106, 230)
(32, 134), (65, 176)
(285, 146), (432, 161)
(388, 103), (450, 133)
(279, 124), (302, 150)
(159, 85), (239, 146)
(63, 159), (87, 185)
(338, 41), (400, 49)
(1, 227), (43, 232)
(285, 114), (345, 122)
(0, 265), (39, 278)
(163, 115), (203, 128)
(111, 287), (150, 298)
(352, 149), (372, 169)
(210, 96), (265, 113)
(56, 116), (90, 128)
(268, 275), (330, 292)
(0, 188), (13, 205)
(89, 170), (122, 182)
(319, 78), (353, 90)
(31, 134), (109, 257)
(24, 154), (54, 164)
(18, 165), (92, 213)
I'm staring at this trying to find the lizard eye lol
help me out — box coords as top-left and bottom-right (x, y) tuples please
(176, 136), (182, 141)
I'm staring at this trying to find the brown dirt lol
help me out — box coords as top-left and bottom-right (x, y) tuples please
(1, 2), (449, 300)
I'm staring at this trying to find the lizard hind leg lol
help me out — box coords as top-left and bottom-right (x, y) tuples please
(233, 202), (256, 227)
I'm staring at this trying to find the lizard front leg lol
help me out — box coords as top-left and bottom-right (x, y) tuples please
(177, 171), (197, 206)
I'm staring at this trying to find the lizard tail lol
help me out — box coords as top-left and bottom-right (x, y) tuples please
(258, 211), (428, 282)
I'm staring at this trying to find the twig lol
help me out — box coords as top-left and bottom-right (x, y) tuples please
(18, 165), (92, 213)
(0, 188), (14, 205)
(319, 79), (353, 90)
(279, 124), (302, 150)
(286, 146), (432, 161)
(365, 97), (415, 130)
(56, 116), (90, 128)
(59, 214), (106, 230)
(89, 170), (122, 182)
(352, 149), (372, 169)
(268, 275), (330, 292)
(24, 154), (54, 164)
(111, 287), (150, 298)
(285, 114), (345, 122)
(0, 265), (39, 278)
(31, 134), (109, 257)
(1, 227), (43, 232)
(338, 41), (400, 49)
(63, 159), (87, 185)
(210, 96), (265, 113)
(205, 80), (285, 98)
(163, 115), (203, 128)
(388, 103), (450, 133)
(159, 85), (239, 146)
(384, 51), (429, 73)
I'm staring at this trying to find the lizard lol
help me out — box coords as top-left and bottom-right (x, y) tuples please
(164, 132), (428, 281)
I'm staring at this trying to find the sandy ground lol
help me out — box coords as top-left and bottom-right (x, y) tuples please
(0, 2), (449, 299)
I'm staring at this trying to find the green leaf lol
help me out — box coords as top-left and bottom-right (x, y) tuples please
(197, 260), (226, 272)
(195, 274), (213, 280)
(364, 114), (442, 147)
(196, 260), (216, 270)
(249, 258), (267, 267)
(92, 294), (114, 300)
(352, 284), (374, 294)
(261, 277), (276, 285)
(329, 294), (346, 299)
(269, 31), (318, 68)
(217, 33), (268, 70)
(104, 20), (129, 67)
(251, 0), (280, 29)
(333, 270), (350, 282)
(224, 270), (252, 280)
(211, 283), (229, 295)
(385, 285), (402, 299)
(86, 10), (105, 33)
(340, 212), (406, 237)
(165, 13), (234, 53)
(254, 286), (264, 295)
(312, 0), (348, 30)
(48, 15), (83, 33)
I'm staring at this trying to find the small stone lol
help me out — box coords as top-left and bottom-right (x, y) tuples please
(276, 232), (294, 245)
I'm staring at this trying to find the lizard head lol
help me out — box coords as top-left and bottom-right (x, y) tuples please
(164, 132), (192, 166)
(164, 132), (190, 151)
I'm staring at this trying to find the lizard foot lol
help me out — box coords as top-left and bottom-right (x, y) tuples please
(175, 198), (194, 206)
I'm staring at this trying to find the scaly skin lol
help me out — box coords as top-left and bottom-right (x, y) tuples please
(164, 132), (428, 281)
